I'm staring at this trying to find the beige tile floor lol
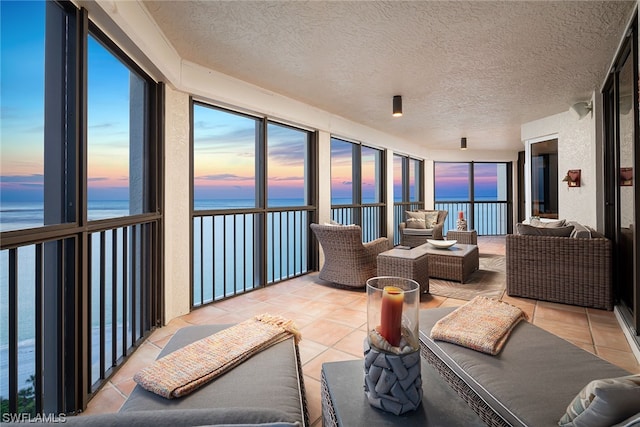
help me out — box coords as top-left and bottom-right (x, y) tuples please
(83, 236), (640, 426)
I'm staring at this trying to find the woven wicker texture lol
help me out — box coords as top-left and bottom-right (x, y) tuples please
(311, 223), (391, 288)
(364, 340), (422, 415)
(320, 369), (339, 427)
(427, 244), (479, 283)
(506, 234), (613, 310)
(377, 251), (429, 294)
(399, 210), (448, 246)
(420, 344), (511, 427)
(446, 230), (478, 245)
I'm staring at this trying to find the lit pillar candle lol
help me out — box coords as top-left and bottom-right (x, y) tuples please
(379, 286), (404, 347)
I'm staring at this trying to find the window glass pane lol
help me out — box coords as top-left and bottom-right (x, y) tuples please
(474, 163), (506, 201)
(393, 155), (403, 202)
(434, 162), (469, 201)
(267, 123), (308, 207)
(361, 146), (382, 203)
(193, 105), (258, 210)
(87, 34), (148, 220)
(330, 138), (353, 205)
(1, 1), (46, 231)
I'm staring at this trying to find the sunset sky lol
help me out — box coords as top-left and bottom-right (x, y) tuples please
(1, 1), (500, 208)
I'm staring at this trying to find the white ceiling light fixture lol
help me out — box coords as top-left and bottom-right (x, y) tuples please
(570, 101), (593, 120)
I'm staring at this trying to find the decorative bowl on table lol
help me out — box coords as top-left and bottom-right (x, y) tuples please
(427, 239), (456, 249)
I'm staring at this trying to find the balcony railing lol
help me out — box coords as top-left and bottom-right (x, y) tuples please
(330, 203), (385, 242)
(1, 216), (161, 415)
(88, 220), (160, 389)
(435, 201), (510, 235)
(192, 207), (314, 307)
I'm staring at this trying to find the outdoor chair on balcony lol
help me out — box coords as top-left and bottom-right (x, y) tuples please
(399, 210), (448, 247)
(310, 223), (391, 289)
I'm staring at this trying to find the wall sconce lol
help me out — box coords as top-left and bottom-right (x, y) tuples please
(562, 169), (581, 187)
(460, 137), (467, 150)
(570, 101), (592, 120)
(392, 95), (402, 117)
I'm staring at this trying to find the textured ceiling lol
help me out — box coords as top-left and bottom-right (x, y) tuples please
(142, 1), (635, 151)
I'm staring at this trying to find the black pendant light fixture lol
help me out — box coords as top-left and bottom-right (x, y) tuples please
(460, 137), (467, 150)
(392, 95), (402, 117)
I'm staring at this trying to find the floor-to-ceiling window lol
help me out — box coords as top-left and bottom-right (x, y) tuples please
(393, 154), (424, 245)
(191, 102), (316, 307)
(330, 137), (385, 242)
(604, 13), (639, 345)
(0, 1), (162, 416)
(434, 162), (512, 235)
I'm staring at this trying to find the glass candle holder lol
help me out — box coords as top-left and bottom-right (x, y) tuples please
(366, 276), (420, 354)
(364, 276), (422, 415)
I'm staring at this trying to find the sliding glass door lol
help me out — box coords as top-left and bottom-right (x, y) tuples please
(604, 14), (639, 339)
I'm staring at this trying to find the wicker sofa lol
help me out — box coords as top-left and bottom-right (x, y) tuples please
(310, 223), (391, 288)
(398, 209), (448, 247)
(506, 221), (613, 310)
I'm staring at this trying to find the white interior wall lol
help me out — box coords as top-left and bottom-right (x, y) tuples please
(164, 87), (192, 319)
(521, 93), (600, 228)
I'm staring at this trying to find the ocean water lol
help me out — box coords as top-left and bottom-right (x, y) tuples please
(1, 197), (507, 397)
(0, 198), (312, 397)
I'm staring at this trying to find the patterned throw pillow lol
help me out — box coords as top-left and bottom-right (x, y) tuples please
(405, 211), (426, 229)
(558, 374), (640, 426)
(424, 211), (439, 229)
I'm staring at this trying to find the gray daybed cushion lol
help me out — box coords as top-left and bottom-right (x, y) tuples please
(59, 409), (300, 426)
(419, 308), (631, 427)
(120, 324), (306, 424)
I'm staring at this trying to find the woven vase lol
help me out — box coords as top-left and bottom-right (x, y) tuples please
(363, 339), (422, 415)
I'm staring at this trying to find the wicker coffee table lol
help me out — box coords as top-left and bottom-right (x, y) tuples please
(321, 359), (484, 427)
(446, 229), (478, 245)
(377, 246), (429, 293)
(423, 242), (479, 283)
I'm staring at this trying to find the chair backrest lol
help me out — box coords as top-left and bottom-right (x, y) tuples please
(436, 210), (448, 224)
(310, 223), (364, 252)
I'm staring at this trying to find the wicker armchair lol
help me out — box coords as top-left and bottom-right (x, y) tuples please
(506, 234), (613, 310)
(398, 210), (448, 247)
(310, 223), (391, 289)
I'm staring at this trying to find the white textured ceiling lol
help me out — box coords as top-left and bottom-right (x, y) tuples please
(142, 1), (635, 151)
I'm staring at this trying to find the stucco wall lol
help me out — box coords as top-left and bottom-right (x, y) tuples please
(164, 87), (191, 320)
(521, 94), (600, 228)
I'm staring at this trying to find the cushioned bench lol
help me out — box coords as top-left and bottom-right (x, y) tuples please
(419, 307), (634, 427)
(21, 324), (309, 426)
